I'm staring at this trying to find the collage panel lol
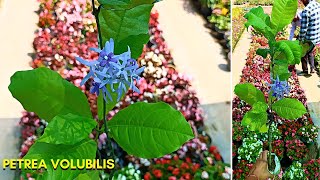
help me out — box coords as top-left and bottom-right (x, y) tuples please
(232, 0), (320, 179)
(0, 0), (232, 179)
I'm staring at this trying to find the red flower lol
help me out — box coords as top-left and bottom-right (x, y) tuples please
(209, 146), (217, 154)
(182, 173), (191, 180)
(180, 162), (189, 169)
(172, 168), (180, 176)
(152, 169), (163, 178)
(169, 176), (177, 180)
(167, 166), (174, 171)
(144, 172), (151, 180)
(192, 163), (200, 172)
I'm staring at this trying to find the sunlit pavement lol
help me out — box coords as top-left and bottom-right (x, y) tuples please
(155, 0), (231, 164)
(0, 0), (38, 178)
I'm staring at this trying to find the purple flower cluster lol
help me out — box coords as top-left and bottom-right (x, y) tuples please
(269, 76), (290, 99)
(76, 39), (144, 101)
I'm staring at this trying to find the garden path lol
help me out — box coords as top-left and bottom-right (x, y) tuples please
(154, 0), (231, 164)
(0, 0), (37, 178)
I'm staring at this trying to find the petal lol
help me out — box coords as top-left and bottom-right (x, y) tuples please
(76, 57), (99, 66)
(110, 62), (122, 69)
(89, 47), (102, 53)
(80, 71), (93, 86)
(109, 38), (114, 52)
(135, 66), (145, 75)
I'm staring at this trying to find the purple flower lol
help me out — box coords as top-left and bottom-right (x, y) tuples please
(75, 38), (144, 102)
(270, 76), (290, 99)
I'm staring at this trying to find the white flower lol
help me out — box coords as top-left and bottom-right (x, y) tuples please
(201, 171), (209, 179)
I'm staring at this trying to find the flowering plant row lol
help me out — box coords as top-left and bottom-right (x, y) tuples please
(231, 7), (246, 51)
(232, 5), (319, 178)
(17, 0), (230, 179)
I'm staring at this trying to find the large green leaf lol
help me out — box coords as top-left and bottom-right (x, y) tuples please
(24, 139), (96, 179)
(274, 40), (302, 65)
(37, 113), (97, 145)
(234, 83), (266, 106)
(98, 0), (153, 58)
(272, 98), (307, 120)
(271, 0), (297, 33)
(256, 48), (270, 58)
(273, 61), (291, 81)
(108, 102), (194, 158)
(244, 6), (274, 40)
(242, 102), (268, 133)
(98, 0), (130, 5)
(8, 68), (92, 122)
(74, 171), (100, 180)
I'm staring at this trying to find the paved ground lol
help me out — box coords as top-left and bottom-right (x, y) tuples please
(0, 0), (38, 179)
(155, 0), (231, 164)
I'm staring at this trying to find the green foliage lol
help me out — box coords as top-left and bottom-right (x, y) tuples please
(74, 170), (100, 180)
(273, 62), (291, 81)
(24, 139), (96, 179)
(256, 48), (270, 58)
(8, 68), (92, 122)
(108, 102), (194, 158)
(98, 0), (130, 5)
(244, 7), (274, 40)
(234, 83), (266, 106)
(270, 0), (297, 34)
(272, 98), (307, 120)
(98, 0), (154, 58)
(274, 40), (302, 65)
(242, 102), (269, 132)
(37, 113), (97, 145)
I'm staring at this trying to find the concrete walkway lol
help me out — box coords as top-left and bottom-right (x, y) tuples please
(232, 30), (251, 89)
(0, 0), (38, 179)
(155, 0), (231, 164)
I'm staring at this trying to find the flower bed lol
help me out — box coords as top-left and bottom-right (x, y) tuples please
(231, 7), (246, 51)
(233, 0), (273, 5)
(19, 0), (230, 179)
(232, 31), (319, 179)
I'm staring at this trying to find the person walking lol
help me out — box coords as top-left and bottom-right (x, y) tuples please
(298, 0), (320, 76)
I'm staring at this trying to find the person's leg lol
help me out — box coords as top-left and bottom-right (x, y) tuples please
(301, 55), (308, 73)
(309, 46), (315, 73)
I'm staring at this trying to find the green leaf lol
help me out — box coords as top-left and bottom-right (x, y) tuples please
(24, 139), (96, 179)
(271, 0), (297, 33)
(8, 68), (92, 122)
(259, 124), (268, 133)
(242, 107), (268, 132)
(108, 102), (194, 158)
(300, 41), (311, 57)
(234, 83), (266, 106)
(98, 0), (130, 5)
(74, 170), (100, 180)
(256, 48), (270, 58)
(274, 40), (302, 65)
(251, 101), (268, 113)
(242, 101), (268, 132)
(244, 6), (274, 40)
(273, 62), (291, 81)
(98, 1), (153, 58)
(272, 98), (307, 120)
(37, 113), (97, 145)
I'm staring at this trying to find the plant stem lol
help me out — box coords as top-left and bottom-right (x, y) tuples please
(92, 0), (115, 170)
(267, 113), (273, 167)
